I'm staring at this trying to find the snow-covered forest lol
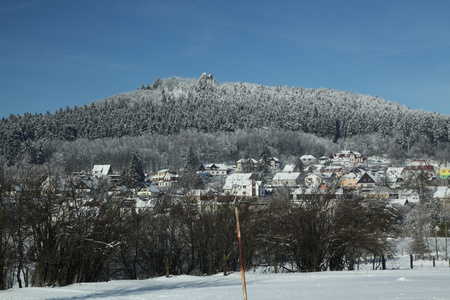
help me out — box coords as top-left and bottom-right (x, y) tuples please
(1, 76), (449, 171)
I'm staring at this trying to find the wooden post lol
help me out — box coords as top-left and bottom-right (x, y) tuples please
(235, 206), (247, 300)
(25, 266), (28, 287)
(223, 254), (227, 276)
(410, 254), (413, 269)
(165, 255), (169, 278)
(274, 254), (278, 274)
(445, 196), (448, 262)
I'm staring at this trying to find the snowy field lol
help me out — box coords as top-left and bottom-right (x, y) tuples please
(2, 253), (450, 300)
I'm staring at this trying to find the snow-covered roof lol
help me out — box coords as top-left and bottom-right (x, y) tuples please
(226, 173), (253, 181)
(386, 167), (404, 174)
(223, 180), (261, 190)
(237, 158), (257, 163)
(92, 165), (111, 175)
(139, 184), (160, 193)
(340, 172), (360, 180)
(203, 163), (230, 170)
(282, 164), (296, 172)
(272, 172), (301, 180)
(405, 160), (433, 168)
(433, 186), (450, 198)
(339, 150), (361, 156)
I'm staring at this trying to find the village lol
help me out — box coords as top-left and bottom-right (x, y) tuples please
(48, 150), (450, 214)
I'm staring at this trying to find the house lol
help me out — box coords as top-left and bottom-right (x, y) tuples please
(385, 167), (404, 188)
(223, 173), (264, 198)
(304, 164), (324, 174)
(367, 155), (391, 166)
(439, 165), (450, 179)
(403, 160), (436, 180)
(398, 189), (420, 204)
(282, 164), (297, 173)
(269, 157), (283, 171)
(73, 178), (95, 198)
(304, 173), (328, 188)
(236, 158), (258, 173)
(199, 163), (231, 176)
(329, 150), (365, 165)
(150, 169), (179, 187)
(271, 172), (301, 187)
(159, 172), (179, 187)
(339, 172), (361, 188)
(136, 184), (160, 198)
(323, 165), (345, 177)
(291, 184), (334, 202)
(92, 165), (113, 176)
(319, 156), (330, 164)
(41, 176), (70, 196)
(433, 186), (450, 209)
(404, 160), (435, 172)
(300, 155), (316, 165)
(107, 184), (129, 197)
(356, 172), (379, 191)
(186, 188), (222, 212)
(365, 187), (395, 200)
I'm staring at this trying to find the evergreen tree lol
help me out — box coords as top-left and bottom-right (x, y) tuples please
(181, 148), (202, 190)
(258, 144), (271, 175)
(128, 153), (145, 187)
(184, 147), (200, 173)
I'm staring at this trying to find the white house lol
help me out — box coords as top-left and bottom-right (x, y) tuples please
(269, 157), (283, 171)
(271, 172), (301, 187)
(300, 155), (316, 165)
(223, 173), (264, 198)
(385, 167), (404, 188)
(330, 150), (364, 165)
(305, 173), (327, 188)
(200, 163), (232, 176)
(150, 169), (179, 187)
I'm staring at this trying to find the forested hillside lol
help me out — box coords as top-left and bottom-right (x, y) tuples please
(1, 76), (449, 170)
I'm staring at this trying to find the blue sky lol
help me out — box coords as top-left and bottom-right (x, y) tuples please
(1, 0), (449, 118)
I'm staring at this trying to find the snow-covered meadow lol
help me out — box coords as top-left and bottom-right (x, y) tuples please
(2, 251), (449, 300)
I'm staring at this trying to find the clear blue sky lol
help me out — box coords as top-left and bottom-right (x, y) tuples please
(1, 0), (449, 118)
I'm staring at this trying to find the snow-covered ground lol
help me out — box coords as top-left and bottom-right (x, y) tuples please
(2, 252), (449, 300)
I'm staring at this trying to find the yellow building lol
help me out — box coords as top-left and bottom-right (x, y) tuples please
(339, 172), (360, 188)
(439, 166), (450, 178)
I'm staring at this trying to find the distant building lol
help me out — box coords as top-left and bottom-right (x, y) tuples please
(236, 158), (258, 173)
(403, 160), (436, 180)
(439, 165), (450, 179)
(223, 173), (264, 198)
(150, 169), (179, 187)
(92, 165), (113, 176)
(269, 157), (283, 171)
(271, 172), (301, 187)
(300, 155), (316, 165)
(199, 163), (232, 176)
(339, 172), (360, 188)
(136, 184), (160, 198)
